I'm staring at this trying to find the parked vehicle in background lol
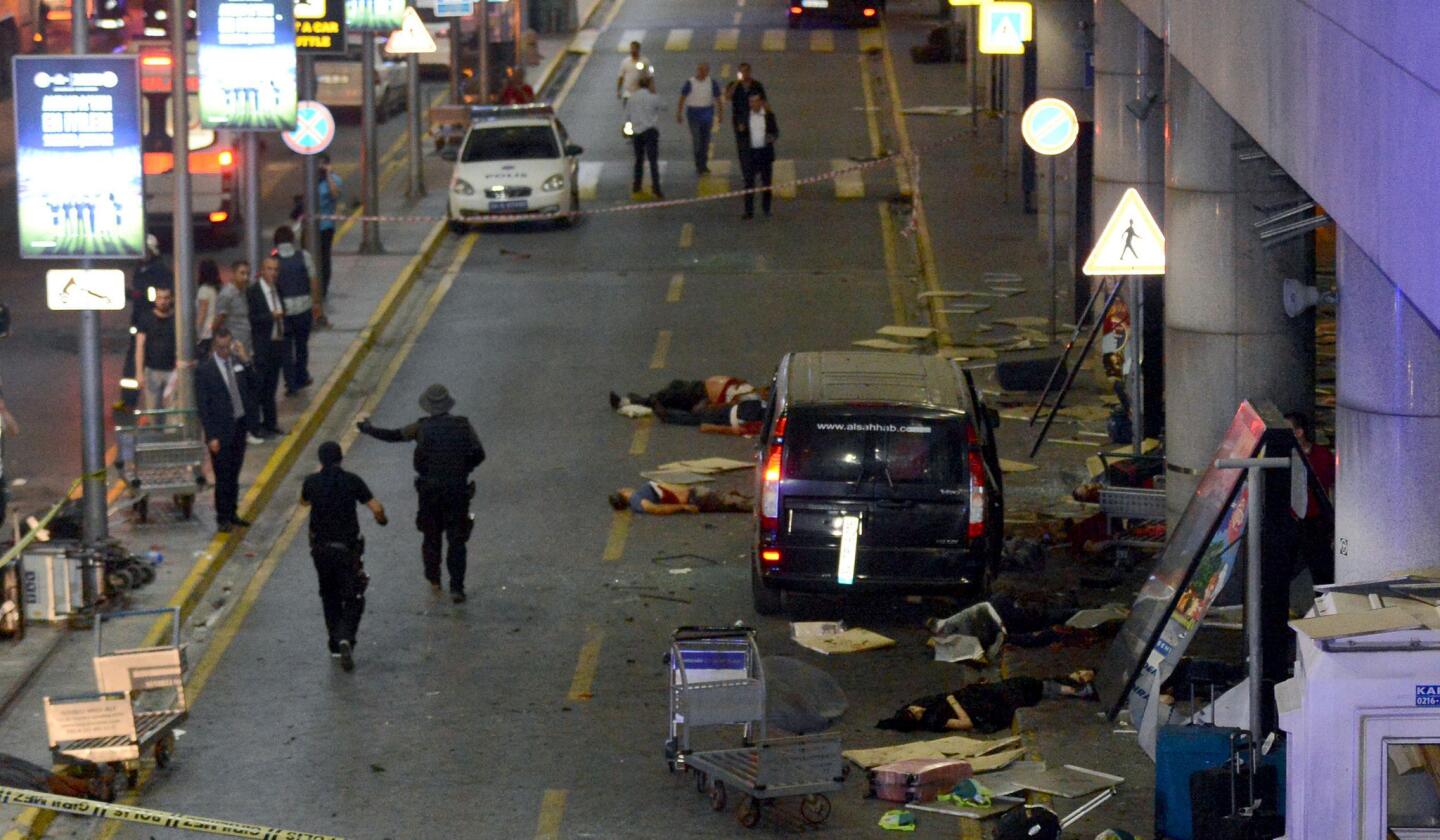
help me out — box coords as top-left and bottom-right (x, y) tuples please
(444, 104), (583, 230)
(786, 0), (880, 28)
(388, 5), (476, 79)
(316, 37), (408, 121)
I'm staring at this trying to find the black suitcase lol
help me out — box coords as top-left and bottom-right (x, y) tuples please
(1189, 734), (1283, 840)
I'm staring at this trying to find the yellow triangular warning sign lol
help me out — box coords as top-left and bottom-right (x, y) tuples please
(1083, 187), (1165, 276)
(386, 7), (437, 54)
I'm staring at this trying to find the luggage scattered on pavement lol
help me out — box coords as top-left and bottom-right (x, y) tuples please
(762, 655), (848, 734)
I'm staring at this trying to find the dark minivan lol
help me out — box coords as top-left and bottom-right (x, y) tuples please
(750, 352), (1003, 614)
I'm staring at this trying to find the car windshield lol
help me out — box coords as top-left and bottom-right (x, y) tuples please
(461, 126), (559, 162)
(784, 412), (966, 485)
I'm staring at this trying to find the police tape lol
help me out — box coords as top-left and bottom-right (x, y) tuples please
(0, 786), (344, 840)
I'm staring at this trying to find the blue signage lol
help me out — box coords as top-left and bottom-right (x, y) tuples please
(12, 55), (144, 259)
(197, 0), (298, 130)
(1416, 685), (1440, 706)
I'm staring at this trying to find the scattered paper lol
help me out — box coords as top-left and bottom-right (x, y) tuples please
(1065, 605), (1129, 629)
(878, 325), (938, 340)
(668, 568), (691, 575)
(844, 735), (1023, 769)
(908, 798), (1020, 820)
(966, 748), (1028, 773)
(938, 304), (992, 315)
(617, 403), (653, 418)
(984, 764), (1123, 798)
(999, 459), (1038, 474)
(1288, 607), (1423, 640)
(639, 470), (713, 485)
(655, 457), (753, 474)
(791, 621), (896, 655)
(932, 634), (985, 663)
(854, 338), (919, 352)
(944, 346), (998, 360)
(902, 105), (975, 117)
(972, 761), (1046, 796)
(993, 316), (1050, 328)
(1057, 405), (1111, 422)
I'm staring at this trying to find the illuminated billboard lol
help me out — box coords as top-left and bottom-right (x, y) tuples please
(12, 55), (145, 259)
(345, 0), (406, 33)
(296, 0), (347, 53)
(197, 0), (298, 130)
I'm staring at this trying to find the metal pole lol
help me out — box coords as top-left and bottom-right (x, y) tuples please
(969, 6), (978, 132)
(478, 0), (490, 103)
(300, 57), (321, 307)
(448, 18), (461, 102)
(406, 52), (423, 199)
(1245, 462), (1264, 756)
(242, 132), (260, 272)
(1047, 154), (1057, 341)
(170, 0), (194, 414)
(512, 0), (521, 73)
(359, 31), (383, 253)
(73, 0), (107, 553)
(1129, 275), (1143, 454)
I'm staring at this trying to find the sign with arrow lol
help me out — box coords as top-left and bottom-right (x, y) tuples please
(384, 6), (438, 54)
(46, 269), (126, 311)
(1083, 187), (1166, 276)
(978, 1), (1031, 55)
(281, 101), (336, 155)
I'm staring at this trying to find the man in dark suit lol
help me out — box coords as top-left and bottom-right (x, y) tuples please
(196, 327), (257, 533)
(246, 256), (286, 438)
(736, 91), (779, 219)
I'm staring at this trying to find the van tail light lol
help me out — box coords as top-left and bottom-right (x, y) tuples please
(761, 549), (782, 567)
(788, 5), (801, 12)
(218, 149), (235, 168)
(966, 425), (986, 540)
(862, 7), (876, 15)
(761, 444), (782, 533)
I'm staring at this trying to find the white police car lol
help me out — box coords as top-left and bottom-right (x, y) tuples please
(445, 105), (584, 230)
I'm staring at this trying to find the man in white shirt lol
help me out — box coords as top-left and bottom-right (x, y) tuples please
(676, 63), (722, 175)
(615, 40), (651, 101)
(736, 92), (779, 218)
(626, 75), (665, 199)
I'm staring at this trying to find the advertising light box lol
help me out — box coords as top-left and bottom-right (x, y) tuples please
(296, 0), (347, 53)
(345, 0), (407, 33)
(12, 55), (144, 259)
(198, 0), (298, 130)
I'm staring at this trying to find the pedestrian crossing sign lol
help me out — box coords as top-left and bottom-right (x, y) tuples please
(385, 7), (437, 53)
(978, 2), (1032, 55)
(1083, 188), (1166, 276)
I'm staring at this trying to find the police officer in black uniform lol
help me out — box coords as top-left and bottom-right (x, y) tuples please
(357, 384), (485, 603)
(300, 441), (388, 672)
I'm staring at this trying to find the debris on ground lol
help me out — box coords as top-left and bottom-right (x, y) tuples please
(654, 457), (752, 474)
(844, 734), (1025, 772)
(790, 621), (896, 655)
(875, 673), (1097, 734)
(638, 470), (712, 485)
(999, 458), (1038, 473)
(616, 403), (653, 419)
(764, 655), (848, 734)
(853, 338), (919, 352)
(878, 809), (917, 831)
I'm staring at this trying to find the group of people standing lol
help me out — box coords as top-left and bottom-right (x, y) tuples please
(619, 42), (779, 218)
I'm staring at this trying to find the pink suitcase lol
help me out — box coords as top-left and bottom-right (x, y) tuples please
(867, 758), (972, 803)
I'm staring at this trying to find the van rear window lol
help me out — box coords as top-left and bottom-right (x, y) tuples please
(784, 414), (966, 485)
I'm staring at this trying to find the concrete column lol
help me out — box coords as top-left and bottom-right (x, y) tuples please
(1334, 233), (1440, 581)
(1035, 0), (1092, 275)
(1092, 0), (1162, 231)
(1163, 60), (1312, 522)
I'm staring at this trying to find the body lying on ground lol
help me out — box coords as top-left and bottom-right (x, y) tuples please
(875, 671), (1096, 734)
(609, 481), (751, 515)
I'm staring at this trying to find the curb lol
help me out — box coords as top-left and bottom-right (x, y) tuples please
(0, 220), (449, 840)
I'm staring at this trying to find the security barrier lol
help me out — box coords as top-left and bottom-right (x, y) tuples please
(0, 786), (344, 840)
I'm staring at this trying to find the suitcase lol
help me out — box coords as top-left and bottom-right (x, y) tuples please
(1154, 724), (1243, 840)
(867, 758), (971, 803)
(1189, 733), (1284, 840)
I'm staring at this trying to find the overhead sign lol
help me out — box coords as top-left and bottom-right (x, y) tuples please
(197, 0), (299, 130)
(431, 0), (473, 16)
(295, 0), (346, 53)
(1021, 97), (1078, 156)
(46, 269), (126, 310)
(1083, 187), (1166, 276)
(345, 0), (406, 33)
(281, 100), (336, 154)
(12, 55), (145, 259)
(385, 6), (437, 53)
(946, 0), (983, 5)
(978, 1), (1031, 55)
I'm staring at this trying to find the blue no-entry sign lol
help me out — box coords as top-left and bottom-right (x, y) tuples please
(1021, 97), (1078, 156)
(281, 100), (336, 155)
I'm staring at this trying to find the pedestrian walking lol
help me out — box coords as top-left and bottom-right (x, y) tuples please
(626, 75), (664, 198)
(616, 40), (651, 102)
(195, 328), (256, 534)
(736, 92), (779, 219)
(316, 155), (343, 303)
(118, 234), (173, 412)
(211, 261), (253, 361)
(726, 63), (767, 145)
(248, 257), (286, 440)
(270, 226), (321, 396)
(676, 63), (721, 174)
(195, 258), (222, 351)
(357, 384), (485, 603)
(300, 440), (388, 672)
(134, 287), (177, 412)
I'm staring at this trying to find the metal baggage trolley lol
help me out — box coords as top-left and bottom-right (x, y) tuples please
(42, 608), (188, 800)
(666, 626), (767, 771)
(115, 408), (206, 522)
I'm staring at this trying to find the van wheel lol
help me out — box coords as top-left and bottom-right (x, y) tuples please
(751, 565), (784, 616)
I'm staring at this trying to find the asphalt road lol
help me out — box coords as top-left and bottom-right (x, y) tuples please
(0, 72), (439, 511)
(94, 2), (1027, 838)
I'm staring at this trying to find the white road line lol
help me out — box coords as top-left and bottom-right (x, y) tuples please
(571, 28), (599, 54)
(772, 158), (796, 198)
(832, 158), (864, 198)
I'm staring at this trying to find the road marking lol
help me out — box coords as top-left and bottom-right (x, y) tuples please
(720, 63), (732, 80)
(535, 790), (568, 840)
(567, 626), (604, 699)
(879, 26), (914, 197)
(714, 27), (739, 50)
(570, 28), (598, 53)
(879, 202), (907, 325)
(859, 28), (883, 51)
(618, 28), (645, 51)
(761, 28), (786, 51)
(678, 222), (694, 248)
(629, 418), (652, 455)
(664, 28), (692, 51)
(858, 55), (885, 156)
(666, 273), (684, 303)
(649, 329), (672, 369)
(772, 158), (796, 198)
(810, 30), (834, 52)
(577, 161), (603, 200)
(832, 158), (865, 198)
(603, 511), (630, 561)
(756, 254), (768, 272)
(697, 161), (730, 197)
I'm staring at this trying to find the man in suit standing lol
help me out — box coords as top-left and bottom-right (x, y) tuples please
(196, 327), (256, 533)
(736, 92), (779, 219)
(247, 256), (286, 439)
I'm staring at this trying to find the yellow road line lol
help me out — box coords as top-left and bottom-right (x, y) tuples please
(628, 419), (652, 455)
(714, 27), (739, 50)
(534, 790), (568, 840)
(666, 273), (684, 303)
(772, 158), (796, 198)
(878, 202), (906, 325)
(649, 330), (672, 369)
(664, 28), (692, 51)
(761, 28), (786, 51)
(810, 30), (834, 52)
(603, 510), (630, 561)
(858, 27), (883, 52)
(678, 222), (694, 248)
(697, 171), (730, 197)
(878, 24), (914, 197)
(857, 54), (885, 156)
(720, 63), (732, 80)
(567, 626), (604, 699)
(831, 158), (865, 198)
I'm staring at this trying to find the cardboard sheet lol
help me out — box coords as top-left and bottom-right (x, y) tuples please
(791, 622), (896, 655)
(655, 457), (753, 474)
(1065, 605), (1130, 629)
(639, 470), (713, 485)
(943, 346), (998, 360)
(984, 764), (1123, 798)
(877, 325), (938, 340)
(993, 316), (1050, 328)
(938, 304), (993, 315)
(1288, 606), (1424, 640)
(1057, 405), (1112, 422)
(853, 338), (918, 352)
(844, 735), (1023, 769)
(999, 459), (1038, 474)
(908, 798), (1020, 820)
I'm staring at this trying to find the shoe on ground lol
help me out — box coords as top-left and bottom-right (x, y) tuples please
(217, 521), (233, 534)
(231, 516), (252, 527)
(338, 640), (354, 672)
(263, 426), (286, 437)
(451, 590), (467, 604)
(300, 376), (314, 388)
(246, 433), (265, 445)
(609, 391), (621, 410)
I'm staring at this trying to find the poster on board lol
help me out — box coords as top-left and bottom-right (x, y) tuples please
(197, 0), (298, 130)
(345, 0), (406, 32)
(12, 55), (145, 259)
(296, 0), (347, 53)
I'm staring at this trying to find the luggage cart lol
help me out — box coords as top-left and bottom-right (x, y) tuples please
(42, 608), (188, 800)
(115, 409), (205, 523)
(687, 734), (845, 828)
(665, 626), (766, 771)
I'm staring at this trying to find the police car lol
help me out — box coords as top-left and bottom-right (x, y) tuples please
(444, 105), (584, 230)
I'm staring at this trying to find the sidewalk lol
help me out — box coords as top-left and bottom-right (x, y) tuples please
(0, 158), (454, 836)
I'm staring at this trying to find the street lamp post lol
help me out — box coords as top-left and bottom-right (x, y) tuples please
(73, 0), (107, 556)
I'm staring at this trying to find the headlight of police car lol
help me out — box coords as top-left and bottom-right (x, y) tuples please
(541, 174), (565, 192)
(452, 178), (475, 196)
